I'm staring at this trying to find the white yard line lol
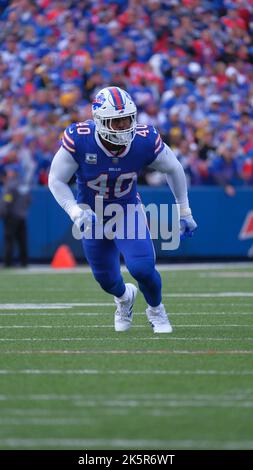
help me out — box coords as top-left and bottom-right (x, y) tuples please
(0, 324), (252, 329)
(0, 418), (91, 425)
(0, 369), (253, 376)
(199, 272), (253, 278)
(0, 325), (144, 329)
(64, 400), (253, 409)
(0, 312), (104, 316)
(1, 392), (252, 401)
(166, 303), (253, 307)
(0, 311), (252, 316)
(164, 292), (253, 297)
(0, 409), (56, 415)
(0, 336), (253, 342)
(0, 303), (114, 310)
(4, 261), (252, 274)
(0, 301), (252, 312)
(1, 349), (253, 355)
(0, 401), (253, 417)
(0, 438), (253, 449)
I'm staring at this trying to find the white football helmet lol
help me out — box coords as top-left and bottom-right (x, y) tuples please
(92, 86), (137, 146)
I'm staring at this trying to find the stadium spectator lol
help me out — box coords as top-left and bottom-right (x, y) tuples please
(209, 142), (241, 196)
(0, 0), (252, 188)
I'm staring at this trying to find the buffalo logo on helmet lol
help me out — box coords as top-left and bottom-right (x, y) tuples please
(92, 92), (106, 110)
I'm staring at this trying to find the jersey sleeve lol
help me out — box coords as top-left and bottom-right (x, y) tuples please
(61, 124), (78, 161)
(154, 130), (165, 158)
(145, 126), (165, 165)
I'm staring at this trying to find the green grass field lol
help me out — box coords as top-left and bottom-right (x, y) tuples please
(0, 264), (252, 450)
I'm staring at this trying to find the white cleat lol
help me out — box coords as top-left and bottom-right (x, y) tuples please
(146, 304), (173, 333)
(114, 283), (138, 332)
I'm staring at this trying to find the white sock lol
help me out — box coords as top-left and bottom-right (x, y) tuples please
(148, 303), (162, 311)
(117, 285), (129, 302)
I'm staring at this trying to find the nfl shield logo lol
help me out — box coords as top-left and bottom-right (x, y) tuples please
(85, 153), (97, 164)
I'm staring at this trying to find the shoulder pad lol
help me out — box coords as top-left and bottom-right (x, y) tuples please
(61, 124), (76, 154)
(136, 125), (164, 156)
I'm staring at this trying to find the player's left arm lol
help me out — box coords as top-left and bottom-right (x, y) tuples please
(148, 142), (197, 239)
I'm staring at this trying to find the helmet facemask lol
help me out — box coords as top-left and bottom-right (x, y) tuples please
(94, 112), (137, 146)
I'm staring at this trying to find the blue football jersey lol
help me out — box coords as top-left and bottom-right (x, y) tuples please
(61, 120), (164, 210)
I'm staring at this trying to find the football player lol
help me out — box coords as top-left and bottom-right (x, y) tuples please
(49, 87), (197, 333)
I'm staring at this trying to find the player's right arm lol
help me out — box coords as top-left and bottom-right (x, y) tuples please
(48, 145), (82, 222)
(49, 125), (96, 234)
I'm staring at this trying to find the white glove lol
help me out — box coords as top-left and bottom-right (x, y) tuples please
(69, 205), (96, 238)
(179, 208), (197, 240)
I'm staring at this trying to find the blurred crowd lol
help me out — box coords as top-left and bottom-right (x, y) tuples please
(1, 0), (253, 194)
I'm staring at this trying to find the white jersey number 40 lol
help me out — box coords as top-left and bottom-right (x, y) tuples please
(87, 172), (137, 199)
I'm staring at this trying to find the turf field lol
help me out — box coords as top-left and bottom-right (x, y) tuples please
(0, 263), (252, 450)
